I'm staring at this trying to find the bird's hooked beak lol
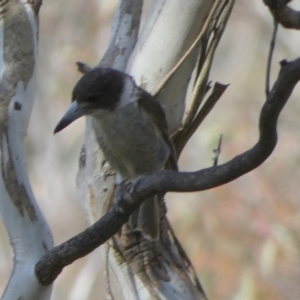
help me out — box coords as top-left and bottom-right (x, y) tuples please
(54, 101), (84, 134)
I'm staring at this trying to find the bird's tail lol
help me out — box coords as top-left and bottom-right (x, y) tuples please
(129, 195), (159, 241)
(129, 140), (178, 241)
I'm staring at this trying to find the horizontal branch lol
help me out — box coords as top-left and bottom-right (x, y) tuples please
(35, 57), (300, 285)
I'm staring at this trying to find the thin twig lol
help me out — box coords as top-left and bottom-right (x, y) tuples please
(266, 19), (278, 97)
(173, 0), (235, 156)
(173, 83), (228, 156)
(185, 0), (234, 127)
(213, 135), (223, 166)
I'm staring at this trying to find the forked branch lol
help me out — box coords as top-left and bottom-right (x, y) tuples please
(35, 57), (300, 285)
(263, 0), (300, 29)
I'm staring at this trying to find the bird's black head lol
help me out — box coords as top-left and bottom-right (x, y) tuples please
(72, 67), (125, 110)
(54, 67), (125, 134)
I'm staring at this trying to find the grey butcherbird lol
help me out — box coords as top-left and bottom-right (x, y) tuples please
(54, 67), (177, 241)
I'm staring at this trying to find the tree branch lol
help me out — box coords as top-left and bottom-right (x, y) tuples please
(35, 57), (300, 285)
(263, 0), (300, 29)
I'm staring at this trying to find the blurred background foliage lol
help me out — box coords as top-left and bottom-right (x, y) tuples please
(1, 0), (300, 299)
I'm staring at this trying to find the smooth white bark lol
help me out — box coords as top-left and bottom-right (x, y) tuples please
(0, 2), (53, 299)
(128, 0), (215, 133)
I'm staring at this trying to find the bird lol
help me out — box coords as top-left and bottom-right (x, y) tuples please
(54, 67), (177, 241)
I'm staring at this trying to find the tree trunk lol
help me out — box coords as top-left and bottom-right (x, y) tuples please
(0, 1), (53, 299)
(77, 1), (232, 299)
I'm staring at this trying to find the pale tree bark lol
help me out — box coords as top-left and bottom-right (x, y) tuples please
(76, 0), (231, 299)
(0, 1), (53, 300)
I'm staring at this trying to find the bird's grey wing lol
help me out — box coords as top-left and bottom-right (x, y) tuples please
(137, 91), (178, 171)
(132, 91), (178, 241)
